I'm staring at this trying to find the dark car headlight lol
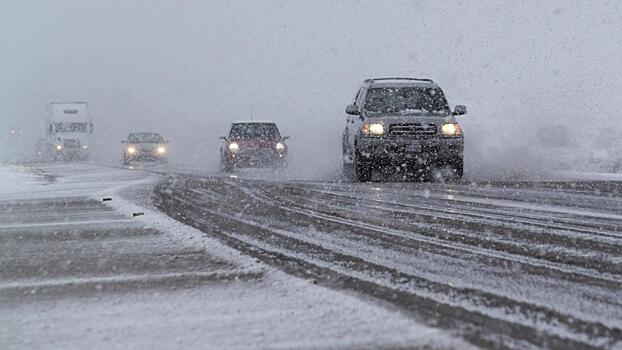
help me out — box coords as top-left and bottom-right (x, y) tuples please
(228, 142), (240, 153)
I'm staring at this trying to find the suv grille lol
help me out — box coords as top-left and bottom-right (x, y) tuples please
(389, 123), (437, 136)
(63, 139), (81, 148)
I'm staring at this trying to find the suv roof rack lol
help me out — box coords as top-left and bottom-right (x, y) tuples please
(364, 77), (434, 84)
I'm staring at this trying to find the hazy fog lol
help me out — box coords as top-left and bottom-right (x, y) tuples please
(2, 1), (621, 178)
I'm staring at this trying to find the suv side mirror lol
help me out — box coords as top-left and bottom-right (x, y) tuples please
(121, 140), (126, 144)
(219, 136), (227, 140)
(282, 136), (290, 140)
(453, 105), (467, 116)
(345, 104), (360, 115)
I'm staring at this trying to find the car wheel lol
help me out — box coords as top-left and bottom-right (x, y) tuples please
(342, 158), (355, 181)
(451, 158), (464, 179)
(275, 158), (288, 169)
(354, 158), (372, 182)
(222, 161), (234, 173)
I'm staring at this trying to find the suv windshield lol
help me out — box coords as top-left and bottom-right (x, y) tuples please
(364, 87), (450, 115)
(229, 123), (281, 140)
(128, 133), (164, 143)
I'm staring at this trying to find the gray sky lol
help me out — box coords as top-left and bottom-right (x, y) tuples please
(2, 1), (621, 175)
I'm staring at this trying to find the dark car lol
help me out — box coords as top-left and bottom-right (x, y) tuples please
(220, 121), (289, 172)
(122, 132), (168, 166)
(342, 78), (467, 181)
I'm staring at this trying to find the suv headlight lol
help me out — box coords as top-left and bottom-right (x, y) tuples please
(228, 142), (240, 153)
(157, 146), (166, 154)
(127, 146), (136, 154)
(55, 144), (62, 151)
(275, 142), (285, 152)
(361, 123), (384, 136)
(441, 123), (462, 136)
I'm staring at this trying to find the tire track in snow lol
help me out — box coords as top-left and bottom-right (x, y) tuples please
(154, 175), (622, 350)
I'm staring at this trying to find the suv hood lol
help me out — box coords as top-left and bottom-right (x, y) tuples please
(364, 114), (457, 125)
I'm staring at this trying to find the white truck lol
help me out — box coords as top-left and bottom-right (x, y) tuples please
(38, 102), (93, 162)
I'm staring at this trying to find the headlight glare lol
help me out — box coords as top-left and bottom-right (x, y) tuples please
(55, 145), (62, 151)
(228, 142), (240, 153)
(127, 147), (136, 154)
(275, 142), (285, 152)
(361, 123), (384, 136)
(441, 123), (462, 136)
(157, 146), (166, 154)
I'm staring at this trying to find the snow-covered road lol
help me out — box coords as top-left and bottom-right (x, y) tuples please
(0, 165), (470, 350)
(155, 172), (622, 350)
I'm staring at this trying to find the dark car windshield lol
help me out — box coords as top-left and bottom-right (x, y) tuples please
(364, 87), (450, 115)
(229, 123), (281, 140)
(128, 133), (164, 143)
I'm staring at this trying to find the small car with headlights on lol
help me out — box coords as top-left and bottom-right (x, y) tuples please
(122, 132), (169, 166)
(220, 121), (289, 172)
(342, 77), (467, 181)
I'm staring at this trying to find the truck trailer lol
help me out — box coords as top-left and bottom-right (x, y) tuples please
(38, 102), (93, 162)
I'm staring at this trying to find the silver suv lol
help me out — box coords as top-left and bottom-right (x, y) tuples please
(342, 78), (466, 181)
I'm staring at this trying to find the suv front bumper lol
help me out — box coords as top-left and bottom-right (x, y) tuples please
(224, 149), (287, 168)
(357, 136), (463, 165)
(125, 153), (167, 162)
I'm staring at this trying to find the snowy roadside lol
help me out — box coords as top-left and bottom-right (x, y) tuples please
(0, 164), (475, 350)
(0, 165), (49, 196)
(550, 171), (622, 182)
